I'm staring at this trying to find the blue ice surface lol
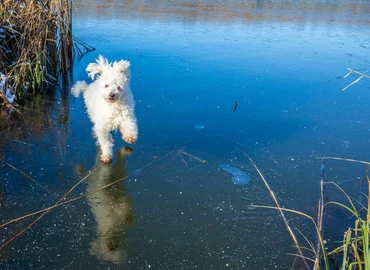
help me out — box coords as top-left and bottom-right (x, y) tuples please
(195, 125), (205, 129)
(219, 164), (250, 185)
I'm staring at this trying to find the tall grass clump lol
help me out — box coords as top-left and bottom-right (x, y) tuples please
(322, 163), (370, 270)
(325, 185), (369, 269)
(0, 0), (93, 106)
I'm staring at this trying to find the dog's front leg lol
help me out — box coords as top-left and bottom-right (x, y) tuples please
(94, 126), (114, 163)
(119, 118), (138, 145)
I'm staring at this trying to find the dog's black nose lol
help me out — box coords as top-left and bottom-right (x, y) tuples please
(109, 93), (115, 98)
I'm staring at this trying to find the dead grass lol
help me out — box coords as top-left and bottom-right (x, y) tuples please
(0, 0), (93, 104)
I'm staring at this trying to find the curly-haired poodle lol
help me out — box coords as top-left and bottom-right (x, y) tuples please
(72, 55), (138, 163)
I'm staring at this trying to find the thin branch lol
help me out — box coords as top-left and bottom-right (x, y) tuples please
(179, 153), (189, 167)
(0, 137), (34, 146)
(0, 149), (176, 232)
(343, 69), (354, 79)
(180, 150), (207, 164)
(3, 161), (50, 193)
(342, 68), (370, 91)
(343, 76), (363, 91)
(317, 157), (370, 166)
(0, 163), (102, 249)
(346, 68), (370, 79)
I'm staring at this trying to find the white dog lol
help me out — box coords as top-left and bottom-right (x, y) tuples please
(72, 55), (138, 163)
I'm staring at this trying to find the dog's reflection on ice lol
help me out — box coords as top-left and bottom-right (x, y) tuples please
(77, 146), (135, 264)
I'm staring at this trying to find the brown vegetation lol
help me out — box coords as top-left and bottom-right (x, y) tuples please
(0, 0), (93, 106)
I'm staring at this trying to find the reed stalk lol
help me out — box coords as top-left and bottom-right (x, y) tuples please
(244, 153), (370, 269)
(237, 148), (315, 270)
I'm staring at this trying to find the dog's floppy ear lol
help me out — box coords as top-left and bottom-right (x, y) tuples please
(114, 60), (130, 75)
(86, 55), (109, 80)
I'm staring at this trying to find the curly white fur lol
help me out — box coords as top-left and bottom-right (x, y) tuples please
(71, 55), (138, 163)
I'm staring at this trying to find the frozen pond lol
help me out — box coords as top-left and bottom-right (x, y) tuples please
(1, 1), (370, 269)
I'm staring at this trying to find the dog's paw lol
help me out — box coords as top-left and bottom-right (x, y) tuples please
(123, 135), (137, 144)
(100, 154), (112, 164)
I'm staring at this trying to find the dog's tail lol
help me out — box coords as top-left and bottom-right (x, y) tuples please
(71, 81), (88, 97)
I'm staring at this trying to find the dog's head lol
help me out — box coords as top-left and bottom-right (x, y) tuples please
(86, 55), (131, 103)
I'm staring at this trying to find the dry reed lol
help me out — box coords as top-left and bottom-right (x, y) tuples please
(342, 68), (370, 91)
(0, 0), (94, 105)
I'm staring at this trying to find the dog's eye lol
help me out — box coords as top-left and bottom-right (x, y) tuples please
(104, 84), (109, 88)
(117, 86), (121, 90)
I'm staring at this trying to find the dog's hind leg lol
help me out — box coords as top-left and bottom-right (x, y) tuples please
(94, 126), (114, 163)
